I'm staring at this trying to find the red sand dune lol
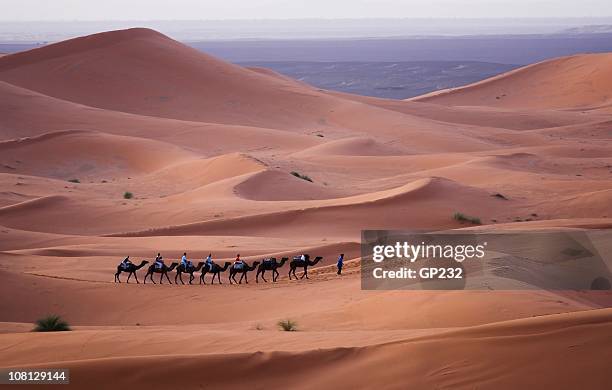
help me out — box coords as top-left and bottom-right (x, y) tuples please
(413, 53), (612, 112)
(0, 28), (611, 389)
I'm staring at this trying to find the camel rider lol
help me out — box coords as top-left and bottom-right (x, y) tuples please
(155, 253), (164, 269)
(181, 252), (189, 269)
(234, 254), (244, 269)
(121, 256), (132, 270)
(205, 253), (214, 269)
(300, 254), (306, 262)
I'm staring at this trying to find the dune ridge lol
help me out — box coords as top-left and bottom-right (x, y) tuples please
(412, 53), (612, 111)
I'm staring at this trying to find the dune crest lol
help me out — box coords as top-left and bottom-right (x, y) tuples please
(413, 53), (612, 111)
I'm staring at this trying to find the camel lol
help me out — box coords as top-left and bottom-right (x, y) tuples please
(175, 261), (205, 285)
(289, 255), (323, 280)
(199, 262), (231, 285)
(229, 261), (260, 284)
(114, 260), (149, 284)
(144, 262), (178, 284)
(256, 257), (289, 283)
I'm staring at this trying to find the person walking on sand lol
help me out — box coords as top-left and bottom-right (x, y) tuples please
(337, 254), (344, 275)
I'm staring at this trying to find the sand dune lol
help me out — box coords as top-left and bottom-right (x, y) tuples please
(293, 136), (407, 157)
(0, 80), (324, 158)
(330, 90), (602, 130)
(413, 53), (612, 111)
(0, 28), (347, 130)
(235, 169), (347, 200)
(108, 177), (509, 239)
(0, 130), (195, 179)
(2, 308), (610, 389)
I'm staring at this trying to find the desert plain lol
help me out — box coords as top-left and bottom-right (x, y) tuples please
(0, 28), (611, 389)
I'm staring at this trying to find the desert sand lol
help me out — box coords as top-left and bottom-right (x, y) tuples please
(0, 28), (611, 389)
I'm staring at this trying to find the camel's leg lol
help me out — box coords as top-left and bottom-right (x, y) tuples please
(256, 269), (263, 283)
(115, 271), (121, 283)
(189, 273), (194, 285)
(126, 272), (132, 283)
(217, 272), (222, 284)
(179, 272), (185, 285)
(301, 266), (308, 279)
(134, 273), (140, 284)
(288, 267), (294, 280)
(273, 269), (278, 282)
(165, 272), (172, 284)
(261, 270), (268, 283)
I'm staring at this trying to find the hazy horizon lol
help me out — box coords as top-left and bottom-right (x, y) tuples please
(2, 0), (612, 20)
(3, 17), (612, 42)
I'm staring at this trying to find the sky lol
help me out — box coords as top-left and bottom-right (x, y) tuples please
(2, 0), (612, 20)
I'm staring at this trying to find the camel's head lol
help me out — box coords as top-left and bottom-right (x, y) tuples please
(314, 256), (323, 261)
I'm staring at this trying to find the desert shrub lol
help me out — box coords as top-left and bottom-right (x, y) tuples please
(290, 171), (313, 182)
(123, 191), (134, 199)
(277, 319), (298, 331)
(453, 212), (481, 225)
(68, 179), (80, 183)
(33, 315), (71, 332)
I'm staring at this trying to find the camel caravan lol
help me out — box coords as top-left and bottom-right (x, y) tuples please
(114, 253), (326, 285)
